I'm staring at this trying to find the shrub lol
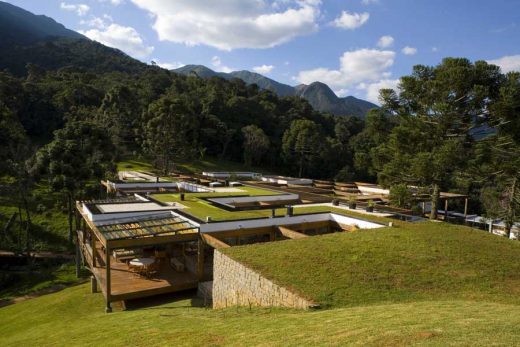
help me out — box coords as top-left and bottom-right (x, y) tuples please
(389, 184), (413, 208)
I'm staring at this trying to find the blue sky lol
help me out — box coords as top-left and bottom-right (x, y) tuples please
(6, 0), (520, 102)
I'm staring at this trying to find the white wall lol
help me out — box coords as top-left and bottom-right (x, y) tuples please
(109, 181), (177, 189)
(200, 213), (385, 233)
(261, 176), (313, 185)
(202, 172), (261, 179)
(177, 182), (213, 193)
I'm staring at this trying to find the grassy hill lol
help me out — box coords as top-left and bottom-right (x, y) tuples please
(223, 221), (520, 308)
(1, 222), (520, 345)
(1, 283), (520, 346)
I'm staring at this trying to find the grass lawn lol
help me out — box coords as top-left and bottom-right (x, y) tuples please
(1, 284), (520, 346)
(151, 186), (287, 221)
(223, 222), (520, 309)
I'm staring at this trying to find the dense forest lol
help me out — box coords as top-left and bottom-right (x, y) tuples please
(1, 33), (520, 251)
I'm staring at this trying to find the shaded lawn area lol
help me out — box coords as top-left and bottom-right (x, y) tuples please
(116, 159), (154, 173)
(223, 222), (520, 309)
(176, 157), (272, 175)
(0, 263), (84, 301)
(116, 157), (273, 177)
(1, 284), (520, 346)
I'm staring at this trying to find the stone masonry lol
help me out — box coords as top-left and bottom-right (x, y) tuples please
(212, 250), (317, 309)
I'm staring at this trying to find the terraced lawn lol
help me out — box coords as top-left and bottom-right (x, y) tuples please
(151, 186), (288, 221)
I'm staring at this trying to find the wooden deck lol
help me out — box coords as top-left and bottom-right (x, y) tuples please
(89, 245), (199, 302)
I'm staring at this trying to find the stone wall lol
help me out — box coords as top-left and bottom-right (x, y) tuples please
(212, 250), (317, 309)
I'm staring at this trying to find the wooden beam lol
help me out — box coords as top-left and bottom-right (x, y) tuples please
(107, 232), (198, 249)
(444, 199), (449, 218)
(105, 246), (112, 313)
(90, 230), (96, 268)
(277, 226), (309, 240)
(201, 233), (231, 249)
(464, 198), (468, 218)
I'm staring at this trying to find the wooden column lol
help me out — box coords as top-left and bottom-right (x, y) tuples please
(91, 232), (96, 268)
(197, 236), (205, 280)
(91, 275), (98, 293)
(444, 199), (448, 219)
(75, 234), (81, 278)
(463, 198), (468, 218)
(74, 209), (81, 278)
(105, 246), (112, 313)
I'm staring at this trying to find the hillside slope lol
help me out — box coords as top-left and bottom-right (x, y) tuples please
(0, 2), (147, 75)
(0, 0), (83, 48)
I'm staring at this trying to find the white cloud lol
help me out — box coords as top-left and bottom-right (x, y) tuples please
(487, 54), (520, 73)
(253, 64), (275, 74)
(358, 79), (399, 104)
(80, 24), (154, 59)
(402, 46), (417, 55)
(296, 48), (395, 94)
(211, 56), (234, 73)
(98, 0), (124, 5)
(60, 2), (90, 16)
(431, 46), (438, 52)
(377, 35), (394, 48)
(153, 59), (185, 70)
(332, 10), (369, 30)
(80, 16), (110, 29)
(130, 0), (320, 51)
(361, 0), (379, 4)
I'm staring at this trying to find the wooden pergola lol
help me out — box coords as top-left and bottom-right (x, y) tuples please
(417, 192), (470, 218)
(76, 205), (202, 312)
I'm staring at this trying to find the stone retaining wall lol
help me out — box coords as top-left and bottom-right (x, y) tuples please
(212, 250), (317, 309)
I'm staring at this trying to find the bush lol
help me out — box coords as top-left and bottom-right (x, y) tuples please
(389, 184), (413, 208)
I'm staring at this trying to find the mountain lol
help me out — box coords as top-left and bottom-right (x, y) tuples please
(0, 1), (377, 117)
(174, 64), (220, 79)
(228, 70), (295, 97)
(0, 1), (83, 48)
(174, 65), (294, 96)
(173, 65), (378, 117)
(0, 1), (147, 75)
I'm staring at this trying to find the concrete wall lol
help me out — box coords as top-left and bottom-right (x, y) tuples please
(212, 250), (317, 309)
